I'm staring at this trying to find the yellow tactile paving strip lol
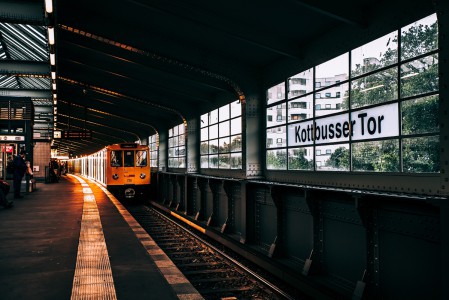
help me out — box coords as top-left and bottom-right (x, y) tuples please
(70, 176), (118, 300)
(92, 180), (204, 300)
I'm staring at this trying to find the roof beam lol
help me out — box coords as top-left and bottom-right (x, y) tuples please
(292, 0), (367, 27)
(0, 88), (51, 98)
(0, 60), (50, 75)
(0, 1), (44, 25)
(128, 0), (302, 59)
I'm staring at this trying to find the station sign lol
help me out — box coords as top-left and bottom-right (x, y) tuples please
(0, 135), (25, 141)
(288, 103), (399, 146)
(54, 130), (92, 140)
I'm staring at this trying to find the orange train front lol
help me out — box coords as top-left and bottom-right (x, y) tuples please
(67, 143), (150, 201)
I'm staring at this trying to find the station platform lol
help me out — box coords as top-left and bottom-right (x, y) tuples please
(0, 174), (202, 300)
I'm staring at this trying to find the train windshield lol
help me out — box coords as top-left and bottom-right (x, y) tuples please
(110, 150), (122, 167)
(124, 150), (134, 167)
(136, 150), (147, 167)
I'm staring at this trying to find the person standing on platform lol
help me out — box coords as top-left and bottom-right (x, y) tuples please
(13, 150), (27, 199)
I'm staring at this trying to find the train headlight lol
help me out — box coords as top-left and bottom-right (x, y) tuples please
(112, 174), (119, 180)
(140, 173), (146, 179)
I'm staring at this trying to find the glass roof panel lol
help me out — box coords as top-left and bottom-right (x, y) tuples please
(18, 77), (51, 89)
(0, 23), (48, 61)
(0, 42), (6, 59)
(0, 75), (19, 88)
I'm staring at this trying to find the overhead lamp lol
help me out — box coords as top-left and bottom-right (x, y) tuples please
(54, 99), (57, 105)
(48, 27), (55, 45)
(53, 93), (57, 99)
(52, 83), (56, 90)
(45, 0), (53, 13)
(50, 53), (55, 65)
(51, 71), (56, 80)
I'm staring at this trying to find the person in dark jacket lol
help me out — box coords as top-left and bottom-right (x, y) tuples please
(13, 150), (27, 199)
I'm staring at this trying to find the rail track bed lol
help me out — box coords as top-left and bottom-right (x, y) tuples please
(126, 204), (301, 300)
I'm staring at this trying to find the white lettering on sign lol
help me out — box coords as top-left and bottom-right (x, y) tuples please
(288, 103), (399, 146)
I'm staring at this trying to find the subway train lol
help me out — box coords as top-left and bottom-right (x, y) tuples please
(67, 143), (150, 200)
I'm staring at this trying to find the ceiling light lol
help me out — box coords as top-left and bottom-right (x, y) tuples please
(48, 27), (55, 45)
(50, 53), (55, 65)
(54, 99), (57, 105)
(52, 83), (56, 90)
(53, 94), (57, 99)
(51, 71), (56, 80)
(45, 0), (53, 13)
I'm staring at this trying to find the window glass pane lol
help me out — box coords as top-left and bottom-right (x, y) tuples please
(267, 149), (287, 170)
(178, 157), (186, 168)
(209, 155), (219, 168)
(209, 139), (218, 154)
(219, 154), (230, 168)
(230, 100), (241, 117)
(316, 144), (349, 171)
(352, 140), (399, 172)
(136, 150), (147, 166)
(168, 137), (173, 148)
(272, 103), (286, 125)
(201, 127), (208, 141)
(173, 136), (178, 147)
(124, 150), (134, 167)
(178, 124), (185, 135)
(200, 141), (209, 155)
(201, 156), (208, 168)
(315, 53), (349, 88)
(230, 135), (242, 152)
(179, 133), (185, 146)
(400, 54), (438, 98)
(288, 147), (313, 170)
(168, 128), (173, 137)
(209, 124), (218, 139)
(351, 67), (398, 109)
(209, 109), (219, 124)
(401, 13), (438, 61)
(403, 136), (439, 173)
(315, 83), (349, 117)
(230, 117), (242, 135)
(201, 113), (208, 128)
(219, 137), (230, 153)
(168, 158), (175, 168)
(230, 153), (242, 169)
(219, 104), (230, 121)
(168, 148), (174, 158)
(219, 120), (230, 137)
(173, 125), (179, 136)
(266, 127), (286, 148)
(351, 31), (398, 77)
(288, 95), (313, 122)
(267, 82), (285, 105)
(288, 68), (313, 99)
(110, 150), (122, 167)
(402, 95), (438, 135)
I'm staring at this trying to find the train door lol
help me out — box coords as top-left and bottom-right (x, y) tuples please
(1, 143), (15, 180)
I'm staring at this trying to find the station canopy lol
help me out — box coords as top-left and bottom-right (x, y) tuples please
(0, 0), (436, 156)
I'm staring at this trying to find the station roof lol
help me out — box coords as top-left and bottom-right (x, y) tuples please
(0, 0), (435, 156)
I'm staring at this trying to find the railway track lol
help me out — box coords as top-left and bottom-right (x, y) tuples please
(126, 204), (301, 300)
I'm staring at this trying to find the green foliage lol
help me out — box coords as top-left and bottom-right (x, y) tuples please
(352, 140), (399, 172)
(267, 150), (287, 170)
(402, 95), (439, 135)
(403, 136), (439, 172)
(288, 148), (313, 170)
(401, 22), (438, 60)
(326, 147), (350, 170)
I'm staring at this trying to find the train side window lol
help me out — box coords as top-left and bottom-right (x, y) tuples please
(110, 150), (122, 167)
(136, 150), (147, 166)
(124, 151), (135, 167)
